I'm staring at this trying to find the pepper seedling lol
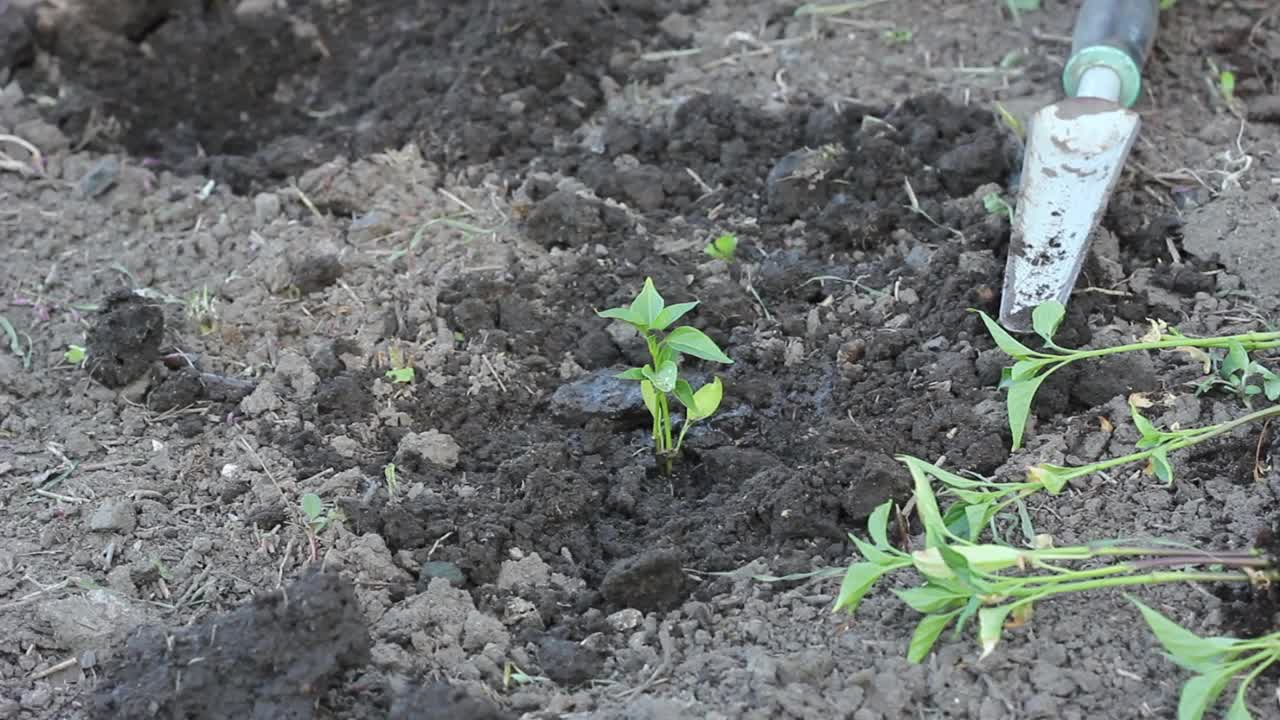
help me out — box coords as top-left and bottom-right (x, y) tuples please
(597, 278), (732, 474)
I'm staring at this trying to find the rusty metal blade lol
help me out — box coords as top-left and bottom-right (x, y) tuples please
(999, 96), (1140, 333)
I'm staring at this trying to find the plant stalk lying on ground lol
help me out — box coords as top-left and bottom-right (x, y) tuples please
(834, 456), (1279, 720)
(828, 302), (1280, 720)
(597, 278), (732, 474)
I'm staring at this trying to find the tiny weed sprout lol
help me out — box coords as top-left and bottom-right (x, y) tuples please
(185, 285), (219, 335)
(704, 232), (739, 262)
(384, 344), (415, 383)
(981, 191), (1013, 222)
(300, 493), (330, 532)
(597, 278), (732, 473)
(383, 463), (399, 499)
(64, 344), (86, 365)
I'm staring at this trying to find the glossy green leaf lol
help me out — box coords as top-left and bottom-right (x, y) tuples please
(832, 561), (889, 613)
(895, 585), (966, 614)
(673, 378), (696, 409)
(1178, 669), (1235, 720)
(900, 455), (948, 545)
(1009, 358), (1047, 382)
(1151, 447), (1174, 485)
(867, 499), (893, 548)
(616, 367), (648, 381)
(1260, 366), (1280, 401)
(850, 535), (892, 565)
(1225, 685), (1253, 720)
(1031, 301), (1065, 346)
(653, 301), (699, 331)
(973, 309), (1036, 359)
(630, 278), (665, 328)
(962, 502), (993, 542)
(664, 326), (733, 364)
(687, 377), (724, 421)
(640, 379), (659, 419)
(1130, 401), (1161, 445)
(978, 604), (1014, 659)
(1222, 339), (1249, 379)
(644, 360), (678, 393)
(1130, 597), (1237, 673)
(596, 306), (640, 325)
(1007, 374), (1049, 450)
(907, 611), (959, 664)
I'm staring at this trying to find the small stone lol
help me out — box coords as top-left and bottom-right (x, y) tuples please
(549, 369), (647, 427)
(601, 549), (687, 612)
(394, 430), (461, 471)
(77, 157), (120, 199)
(535, 637), (604, 687)
(89, 499), (137, 534)
(496, 553), (551, 590)
(606, 608), (642, 631)
(253, 192), (281, 223)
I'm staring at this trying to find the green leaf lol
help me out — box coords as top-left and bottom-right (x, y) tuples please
(1225, 686), (1253, 720)
(907, 611), (960, 664)
(1150, 447), (1174, 485)
(978, 604), (1014, 659)
(1007, 374), (1049, 450)
(1028, 463), (1070, 494)
(1009, 358), (1047, 382)
(705, 233), (738, 261)
(900, 456), (948, 545)
(640, 379), (659, 419)
(1015, 498), (1037, 547)
(596, 306), (641, 326)
(653, 301), (699, 331)
(1261, 367), (1280, 401)
(616, 367), (648, 381)
(938, 542), (984, 590)
(867, 499), (893, 548)
(64, 344), (86, 364)
(1129, 597), (1237, 674)
(643, 360), (678, 393)
(1222, 339), (1249, 379)
(301, 493), (323, 521)
(1030, 301), (1065, 346)
(832, 561), (890, 613)
(664, 326), (733, 364)
(1178, 669), (1236, 720)
(850, 535), (892, 565)
(972, 309), (1036, 359)
(1130, 401), (1161, 445)
(687, 377), (724, 421)
(895, 585), (966, 614)
(630, 278), (666, 328)
(673, 378), (696, 409)
(962, 502), (993, 542)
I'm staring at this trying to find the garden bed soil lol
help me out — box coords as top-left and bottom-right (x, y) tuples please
(2, 0), (1280, 718)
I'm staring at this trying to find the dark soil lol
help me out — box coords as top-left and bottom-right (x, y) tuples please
(4, 0), (1280, 718)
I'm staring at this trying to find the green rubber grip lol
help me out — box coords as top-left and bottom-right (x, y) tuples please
(1062, 0), (1159, 107)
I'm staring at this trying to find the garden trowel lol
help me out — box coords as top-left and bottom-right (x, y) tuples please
(999, 0), (1159, 333)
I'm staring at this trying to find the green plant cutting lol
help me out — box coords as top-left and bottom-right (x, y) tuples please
(704, 232), (738, 262)
(973, 300), (1280, 451)
(833, 456), (1280, 719)
(597, 278), (732, 473)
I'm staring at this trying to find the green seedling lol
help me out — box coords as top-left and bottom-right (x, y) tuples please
(384, 463), (399, 499)
(994, 102), (1025, 140)
(299, 492), (343, 562)
(384, 344), (415, 384)
(597, 278), (733, 474)
(1193, 339), (1280, 407)
(974, 300), (1280, 450)
(185, 285), (219, 335)
(1131, 597), (1280, 720)
(64, 344), (86, 365)
(704, 232), (739, 262)
(982, 191), (1013, 222)
(835, 456), (1278, 673)
(882, 29), (913, 44)
(0, 315), (32, 369)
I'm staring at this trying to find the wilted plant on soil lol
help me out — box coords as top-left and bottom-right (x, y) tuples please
(597, 277), (732, 474)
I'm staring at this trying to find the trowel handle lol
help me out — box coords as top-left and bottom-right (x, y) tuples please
(1064, 0), (1159, 107)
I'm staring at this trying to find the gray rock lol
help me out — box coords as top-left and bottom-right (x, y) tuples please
(253, 192), (281, 223)
(419, 561), (466, 588)
(77, 157), (120, 199)
(496, 553), (551, 590)
(89, 499), (137, 534)
(550, 368), (647, 427)
(394, 429), (461, 471)
(601, 549), (687, 612)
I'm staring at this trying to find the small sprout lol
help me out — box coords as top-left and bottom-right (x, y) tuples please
(384, 463), (399, 498)
(882, 29), (912, 44)
(994, 102), (1025, 140)
(982, 191), (1013, 222)
(385, 344), (415, 383)
(704, 232), (739, 262)
(64, 344), (86, 365)
(1218, 70), (1236, 104)
(597, 278), (732, 474)
(301, 493), (328, 531)
(185, 285), (219, 335)
(385, 367), (414, 383)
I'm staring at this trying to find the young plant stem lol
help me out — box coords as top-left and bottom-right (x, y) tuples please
(1038, 332), (1280, 362)
(1044, 403), (1280, 483)
(1000, 570), (1269, 611)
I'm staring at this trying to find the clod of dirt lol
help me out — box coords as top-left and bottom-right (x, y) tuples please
(394, 429), (462, 472)
(85, 290), (164, 389)
(90, 570), (371, 720)
(37, 589), (147, 667)
(524, 189), (613, 249)
(0, 1), (34, 72)
(388, 681), (512, 720)
(535, 636), (605, 687)
(1068, 350), (1158, 410)
(601, 549), (687, 613)
(291, 254), (344, 295)
(765, 144), (846, 220)
(550, 369), (648, 427)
